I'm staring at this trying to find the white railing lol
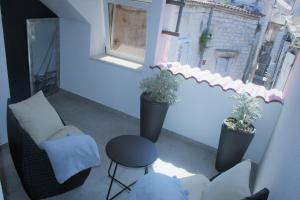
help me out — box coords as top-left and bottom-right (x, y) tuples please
(152, 62), (284, 104)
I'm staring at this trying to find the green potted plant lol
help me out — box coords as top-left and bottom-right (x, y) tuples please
(215, 93), (262, 172)
(199, 28), (212, 53)
(140, 70), (182, 142)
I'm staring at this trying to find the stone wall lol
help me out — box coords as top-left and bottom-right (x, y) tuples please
(168, 4), (259, 80)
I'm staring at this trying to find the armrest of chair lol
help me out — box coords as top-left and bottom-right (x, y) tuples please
(245, 188), (269, 200)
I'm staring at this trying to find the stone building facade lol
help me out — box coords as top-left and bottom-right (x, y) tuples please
(251, 0), (297, 89)
(167, 0), (261, 80)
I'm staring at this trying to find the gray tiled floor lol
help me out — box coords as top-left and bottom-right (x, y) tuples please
(0, 90), (217, 200)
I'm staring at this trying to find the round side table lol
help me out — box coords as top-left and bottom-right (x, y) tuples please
(106, 135), (158, 200)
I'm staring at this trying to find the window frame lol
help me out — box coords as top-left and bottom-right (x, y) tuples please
(103, 0), (150, 64)
(215, 57), (232, 76)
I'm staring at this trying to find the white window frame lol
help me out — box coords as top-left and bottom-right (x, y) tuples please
(103, 0), (151, 64)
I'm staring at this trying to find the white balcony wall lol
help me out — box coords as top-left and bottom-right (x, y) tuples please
(163, 79), (282, 163)
(0, 10), (10, 145)
(59, 16), (282, 163)
(254, 50), (300, 199)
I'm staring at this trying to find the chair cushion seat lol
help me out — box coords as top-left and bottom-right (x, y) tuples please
(129, 161), (252, 200)
(48, 125), (84, 140)
(180, 174), (210, 200)
(9, 91), (64, 144)
(202, 160), (251, 200)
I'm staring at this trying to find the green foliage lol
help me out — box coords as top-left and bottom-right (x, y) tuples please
(140, 70), (182, 104)
(199, 29), (211, 53)
(255, 23), (262, 34)
(227, 93), (263, 133)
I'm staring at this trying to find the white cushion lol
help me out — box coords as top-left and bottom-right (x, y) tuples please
(9, 91), (64, 144)
(49, 125), (84, 140)
(129, 173), (188, 200)
(180, 174), (210, 200)
(202, 160), (251, 200)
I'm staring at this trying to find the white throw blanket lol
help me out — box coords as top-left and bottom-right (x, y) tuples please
(40, 134), (101, 183)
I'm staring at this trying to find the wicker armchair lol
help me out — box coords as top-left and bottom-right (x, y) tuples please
(7, 99), (91, 200)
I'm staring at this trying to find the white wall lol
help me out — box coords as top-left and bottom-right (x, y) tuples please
(68, 0), (105, 56)
(254, 52), (300, 199)
(41, 0), (86, 22)
(163, 78), (282, 163)
(60, 19), (142, 116)
(294, 0), (300, 21)
(59, 15), (282, 163)
(59, 0), (165, 117)
(294, 0), (300, 14)
(0, 10), (11, 145)
(41, 0), (105, 56)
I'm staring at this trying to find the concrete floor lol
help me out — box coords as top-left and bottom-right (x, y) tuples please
(0, 90), (218, 200)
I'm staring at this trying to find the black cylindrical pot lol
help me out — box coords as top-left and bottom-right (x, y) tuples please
(140, 93), (169, 142)
(215, 118), (255, 172)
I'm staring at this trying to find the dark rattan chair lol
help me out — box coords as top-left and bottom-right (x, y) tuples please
(7, 99), (91, 200)
(245, 188), (269, 200)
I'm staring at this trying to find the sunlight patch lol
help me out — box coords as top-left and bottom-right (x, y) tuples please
(152, 159), (195, 179)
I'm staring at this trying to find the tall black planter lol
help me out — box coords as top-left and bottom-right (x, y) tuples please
(215, 118), (255, 172)
(140, 93), (169, 142)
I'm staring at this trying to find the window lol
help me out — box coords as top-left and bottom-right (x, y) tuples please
(105, 1), (148, 63)
(177, 38), (192, 65)
(215, 57), (230, 76)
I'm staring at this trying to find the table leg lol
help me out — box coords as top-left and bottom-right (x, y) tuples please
(106, 161), (150, 200)
(108, 160), (113, 175)
(107, 161), (118, 200)
(108, 161), (132, 191)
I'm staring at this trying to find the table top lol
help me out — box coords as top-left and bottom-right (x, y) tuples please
(106, 135), (158, 168)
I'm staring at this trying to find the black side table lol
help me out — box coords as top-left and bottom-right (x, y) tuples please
(105, 135), (158, 200)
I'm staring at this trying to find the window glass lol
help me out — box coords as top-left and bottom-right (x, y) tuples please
(108, 3), (147, 62)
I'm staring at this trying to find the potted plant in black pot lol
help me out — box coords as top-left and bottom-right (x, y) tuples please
(140, 70), (182, 142)
(215, 93), (262, 172)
